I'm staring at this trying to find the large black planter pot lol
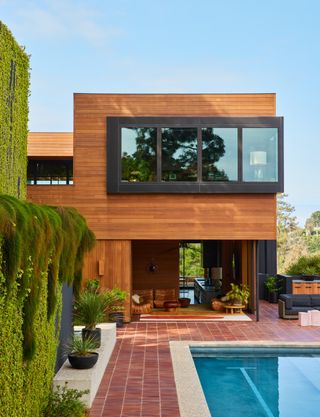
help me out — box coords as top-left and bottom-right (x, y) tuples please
(268, 292), (278, 304)
(82, 327), (101, 348)
(68, 352), (99, 369)
(109, 312), (124, 328)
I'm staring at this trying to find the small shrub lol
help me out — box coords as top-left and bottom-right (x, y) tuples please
(286, 254), (320, 275)
(85, 278), (100, 293)
(264, 275), (281, 293)
(44, 384), (88, 417)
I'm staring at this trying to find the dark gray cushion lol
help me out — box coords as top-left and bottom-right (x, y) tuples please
(292, 296), (312, 307)
(291, 306), (313, 312)
(311, 295), (320, 306)
(284, 309), (299, 315)
(279, 294), (293, 308)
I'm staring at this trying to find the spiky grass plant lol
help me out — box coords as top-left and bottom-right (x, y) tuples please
(67, 335), (98, 356)
(73, 291), (107, 330)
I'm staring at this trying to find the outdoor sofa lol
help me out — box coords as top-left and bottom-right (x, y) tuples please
(278, 294), (320, 319)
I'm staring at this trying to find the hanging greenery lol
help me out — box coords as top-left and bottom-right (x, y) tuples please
(0, 196), (95, 416)
(0, 195), (95, 359)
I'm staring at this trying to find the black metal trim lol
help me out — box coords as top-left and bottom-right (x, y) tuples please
(238, 127), (243, 182)
(256, 240), (260, 322)
(107, 116), (284, 194)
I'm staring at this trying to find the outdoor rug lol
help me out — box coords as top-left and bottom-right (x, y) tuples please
(139, 314), (252, 322)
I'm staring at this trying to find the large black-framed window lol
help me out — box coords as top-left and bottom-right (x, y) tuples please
(107, 117), (284, 193)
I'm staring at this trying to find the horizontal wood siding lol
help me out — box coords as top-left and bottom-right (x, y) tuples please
(27, 93), (277, 240)
(28, 132), (73, 157)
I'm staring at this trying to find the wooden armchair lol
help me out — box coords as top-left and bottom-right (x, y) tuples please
(131, 289), (153, 315)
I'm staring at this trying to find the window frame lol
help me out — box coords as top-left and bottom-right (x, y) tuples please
(27, 158), (73, 185)
(107, 116), (284, 193)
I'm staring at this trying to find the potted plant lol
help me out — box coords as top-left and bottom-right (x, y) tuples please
(264, 275), (281, 303)
(67, 335), (99, 369)
(73, 290), (107, 347)
(85, 278), (100, 294)
(226, 283), (250, 306)
(103, 288), (127, 328)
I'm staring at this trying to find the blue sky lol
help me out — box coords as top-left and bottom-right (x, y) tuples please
(1, 0), (320, 225)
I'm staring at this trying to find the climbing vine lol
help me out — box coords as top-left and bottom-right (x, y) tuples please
(0, 21), (29, 199)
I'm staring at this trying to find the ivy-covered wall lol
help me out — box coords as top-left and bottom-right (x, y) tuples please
(0, 21), (29, 199)
(0, 196), (95, 417)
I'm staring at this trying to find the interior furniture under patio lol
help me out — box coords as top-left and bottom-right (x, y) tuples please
(163, 301), (180, 312)
(224, 304), (246, 314)
(278, 294), (320, 319)
(132, 288), (179, 313)
(153, 288), (178, 308)
(131, 289), (153, 314)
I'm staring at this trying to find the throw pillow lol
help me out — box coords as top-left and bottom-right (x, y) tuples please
(132, 294), (140, 304)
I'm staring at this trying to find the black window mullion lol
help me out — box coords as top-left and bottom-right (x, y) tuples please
(157, 127), (161, 182)
(197, 127), (202, 182)
(238, 128), (243, 182)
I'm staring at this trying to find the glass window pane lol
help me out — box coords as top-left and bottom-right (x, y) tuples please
(202, 128), (238, 181)
(243, 128), (278, 182)
(121, 128), (157, 182)
(162, 128), (198, 181)
(27, 160), (73, 185)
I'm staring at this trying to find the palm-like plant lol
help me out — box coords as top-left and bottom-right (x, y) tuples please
(73, 291), (107, 330)
(67, 335), (98, 356)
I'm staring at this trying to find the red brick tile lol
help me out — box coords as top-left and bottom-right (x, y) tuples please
(89, 302), (320, 417)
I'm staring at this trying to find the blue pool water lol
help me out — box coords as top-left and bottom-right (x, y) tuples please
(193, 347), (320, 417)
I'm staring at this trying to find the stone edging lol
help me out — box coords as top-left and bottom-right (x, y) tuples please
(170, 340), (320, 417)
(54, 323), (116, 407)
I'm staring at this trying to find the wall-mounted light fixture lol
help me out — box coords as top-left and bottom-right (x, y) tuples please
(148, 259), (158, 273)
(98, 259), (104, 276)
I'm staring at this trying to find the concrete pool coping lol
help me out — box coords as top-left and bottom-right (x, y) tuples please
(169, 340), (320, 417)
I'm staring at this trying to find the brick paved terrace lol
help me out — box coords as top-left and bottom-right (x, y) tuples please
(89, 302), (320, 417)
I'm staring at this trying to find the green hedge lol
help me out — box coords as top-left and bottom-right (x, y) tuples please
(0, 196), (95, 417)
(286, 254), (320, 275)
(0, 21), (29, 199)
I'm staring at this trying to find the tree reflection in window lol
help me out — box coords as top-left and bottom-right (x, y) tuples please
(202, 128), (238, 181)
(27, 160), (73, 185)
(121, 128), (157, 182)
(162, 128), (198, 181)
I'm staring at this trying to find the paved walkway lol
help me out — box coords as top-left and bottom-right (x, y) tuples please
(89, 302), (320, 417)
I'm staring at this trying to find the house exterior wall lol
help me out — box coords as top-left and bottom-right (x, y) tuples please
(27, 93), (279, 320)
(27, 93), (277, 240)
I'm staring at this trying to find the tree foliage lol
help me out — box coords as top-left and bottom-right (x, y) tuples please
(179, 243), (204, 278)
(277, 193), (308, 273)
(286, 254), (320, 275)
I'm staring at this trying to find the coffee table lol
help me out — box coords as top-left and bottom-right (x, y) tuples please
(225, 304), (245, 314)
(163, 300), (180, 312)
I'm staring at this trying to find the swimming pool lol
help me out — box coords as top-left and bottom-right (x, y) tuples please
(192, 347), (320, 417)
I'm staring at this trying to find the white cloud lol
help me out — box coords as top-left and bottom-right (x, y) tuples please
(9, 0), (123, 46)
